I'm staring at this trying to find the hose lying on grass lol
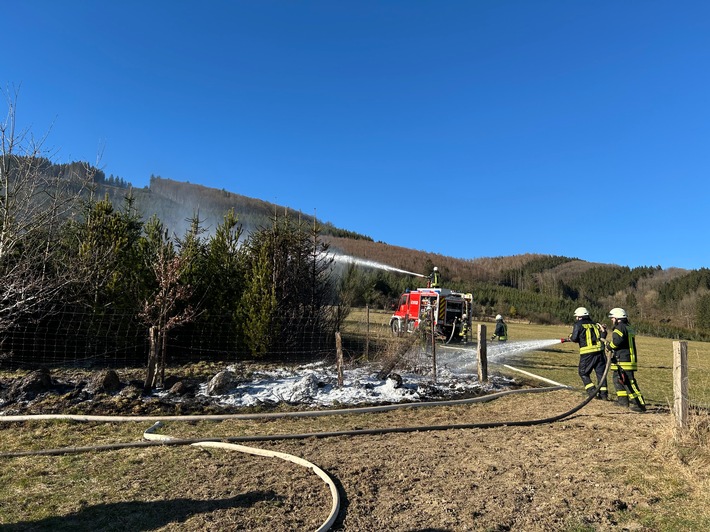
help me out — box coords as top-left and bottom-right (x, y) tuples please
(143, 421), (340, 532)
(0, 373), (607, 532)
(0, 385), (593, 457)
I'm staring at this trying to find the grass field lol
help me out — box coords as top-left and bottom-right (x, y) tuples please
(1, 319), (709, 530)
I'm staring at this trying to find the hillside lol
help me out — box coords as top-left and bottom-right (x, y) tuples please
(102, 176), (372, 243)
(89, 173), (709, 338)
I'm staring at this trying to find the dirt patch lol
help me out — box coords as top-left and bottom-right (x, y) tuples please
(281, 396), (668, 531)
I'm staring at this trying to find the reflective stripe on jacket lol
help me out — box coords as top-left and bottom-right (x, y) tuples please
(494, 320), (507, 340)
(608, 321), (637, 371)
(570, 318), (604, 355)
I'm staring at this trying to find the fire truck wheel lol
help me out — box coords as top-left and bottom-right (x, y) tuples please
(390, 320), (401, 335)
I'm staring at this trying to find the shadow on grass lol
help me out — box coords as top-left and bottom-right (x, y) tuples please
(2, 491), (281, 531)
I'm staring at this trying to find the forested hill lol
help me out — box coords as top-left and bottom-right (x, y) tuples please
(103, 175), (372, 242)
(87, 168), (710, 339)
(324, 236), (710, 339)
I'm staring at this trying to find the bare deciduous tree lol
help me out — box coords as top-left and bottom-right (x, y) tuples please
(140, 244), (196, 391)
(0, 88), (94, 342)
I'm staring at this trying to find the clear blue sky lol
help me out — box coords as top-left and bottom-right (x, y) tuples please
(5, 1), (710, 270)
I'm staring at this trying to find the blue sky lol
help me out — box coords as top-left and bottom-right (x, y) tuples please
(5, 1), (710, 270)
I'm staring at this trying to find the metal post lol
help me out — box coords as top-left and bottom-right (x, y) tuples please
(431, 305), (436, 383)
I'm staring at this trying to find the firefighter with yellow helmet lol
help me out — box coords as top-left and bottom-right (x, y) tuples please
(568, 307), (608, 400)
(607, 307), (646, 412)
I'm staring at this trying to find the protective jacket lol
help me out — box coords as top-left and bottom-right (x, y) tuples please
(570, 317), (605, 354)
(608, 320), (637, 371)
(569, 316), (607, 398)
(494, 320), (507, 341)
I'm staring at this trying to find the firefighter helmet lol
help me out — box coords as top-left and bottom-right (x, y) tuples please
(495, 314), (503, 321)
(608, 307), (628, 319)
(574, 307), (589, 318)
(433, 266), (438, 271)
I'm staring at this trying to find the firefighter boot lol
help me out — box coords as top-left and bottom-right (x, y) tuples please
(616, 396), (629, 408)
(630, 397), (647, 413)
(596, 391), (609, 401)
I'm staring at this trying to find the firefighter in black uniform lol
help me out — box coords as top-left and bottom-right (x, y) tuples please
(568, 307), (608, 400)
(491, 314), (507, 342)
(607, 307), (646, 412)
(430, 267), (441, 288)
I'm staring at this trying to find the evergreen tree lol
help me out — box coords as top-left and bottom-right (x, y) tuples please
(696, 293), (710, 330)
(238, 214), (337, 357)
(62, 192), (144, 311)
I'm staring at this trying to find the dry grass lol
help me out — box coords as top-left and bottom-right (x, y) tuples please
(3, 394), (710, 530)
(2, 321), (710, 530)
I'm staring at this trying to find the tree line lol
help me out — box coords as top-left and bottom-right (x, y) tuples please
(1, 102), (345, 379)
(5, 92), (709, 352)
(105, 177), (710, 342)
(327, 238), (710, 341)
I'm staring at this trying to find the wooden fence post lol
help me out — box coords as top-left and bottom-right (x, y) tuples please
(336, 332), (344, 387)
(673, 340), (689, 431)
(144, 326), (158, 393)
(365, 305), (370, 360)
(477, 324), (488, 383)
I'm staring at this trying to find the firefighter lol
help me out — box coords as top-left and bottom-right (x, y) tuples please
(607, 307), (646, 412)
(430, 267), (441, 288)
(491, 314), (507, 342)
(568, 307), (608, 400)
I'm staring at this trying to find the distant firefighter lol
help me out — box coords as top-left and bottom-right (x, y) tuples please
(429, 266), (441, 288)
(491, 314), (508, 342)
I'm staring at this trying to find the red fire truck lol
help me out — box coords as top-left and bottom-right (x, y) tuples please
(390, 287), (472, 342)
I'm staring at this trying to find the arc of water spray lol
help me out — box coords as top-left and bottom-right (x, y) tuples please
(330, 253), (427, 278)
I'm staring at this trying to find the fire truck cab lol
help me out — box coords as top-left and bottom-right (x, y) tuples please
(390, 287), (472, 342)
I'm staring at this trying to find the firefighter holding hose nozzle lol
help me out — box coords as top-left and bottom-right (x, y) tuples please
(606, 307), (646, 412)
(429, 266), (441, 288)
(567, 307), (608, 400)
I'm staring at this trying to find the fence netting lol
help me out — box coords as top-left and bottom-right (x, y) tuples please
(0, 308), (395, 369)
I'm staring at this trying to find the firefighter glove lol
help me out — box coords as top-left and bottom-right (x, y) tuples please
(597, 323), (607, 339)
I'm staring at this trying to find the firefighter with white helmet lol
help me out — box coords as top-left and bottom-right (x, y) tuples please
(429, 266), (441, 288)
(607, 307), (646, 412)
(491, 314), (507, 342)
(568, 306), (608, 400)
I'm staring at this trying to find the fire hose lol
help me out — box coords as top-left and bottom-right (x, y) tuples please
(0, 352), (613, 530)
(144, 422), (340, 532)
(445, 319), (458, 344)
